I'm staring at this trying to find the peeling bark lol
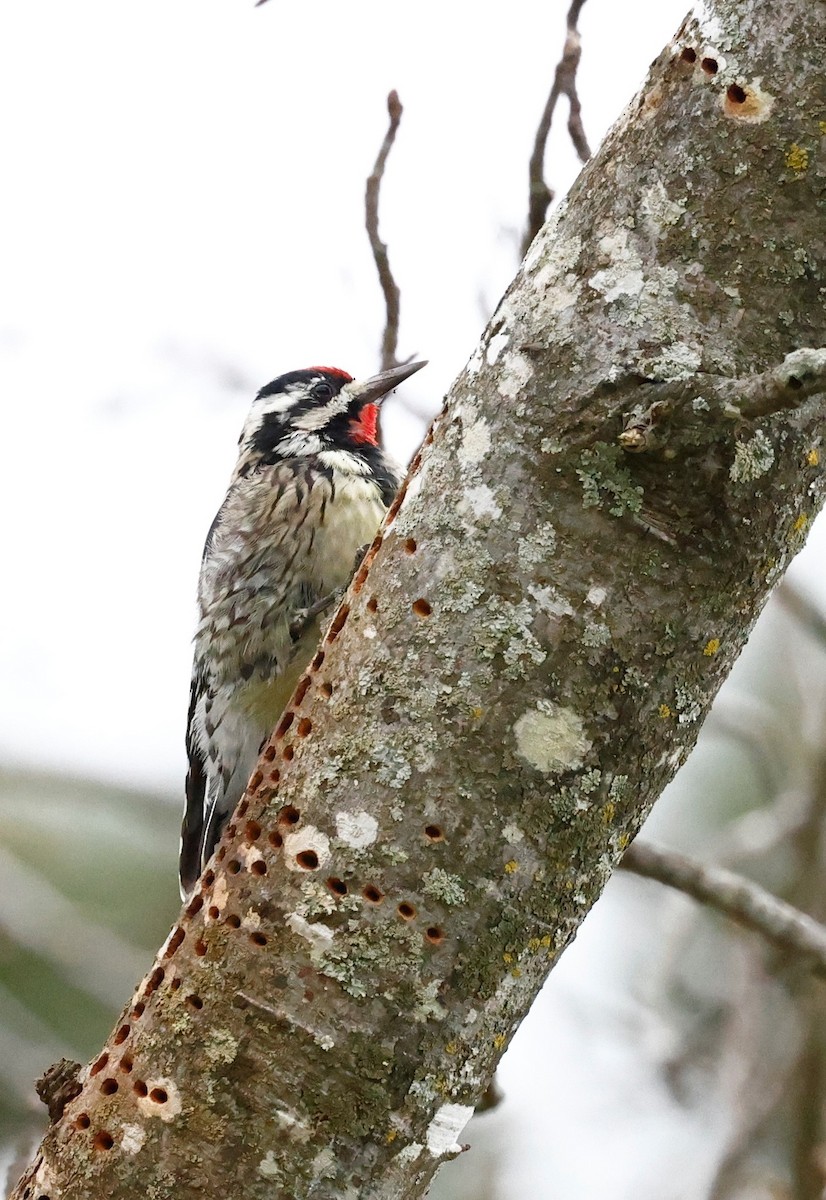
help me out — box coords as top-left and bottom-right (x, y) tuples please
(12, 0), (826, 1197)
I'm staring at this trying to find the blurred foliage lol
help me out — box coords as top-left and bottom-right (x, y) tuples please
(0, 768), (179, 1176)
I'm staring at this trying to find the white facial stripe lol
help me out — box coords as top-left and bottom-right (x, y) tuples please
(256, 393), (303, 417)
(294, 389), (353, 432)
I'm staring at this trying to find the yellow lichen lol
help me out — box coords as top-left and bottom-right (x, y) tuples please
(504, 859), (519, 875)
(470, 706), (484, 719)
(445, 1042), (458, 1056)
(527, 937), (541, 952)
(502, 952), (513, 964)
(703, 638), (721, 657)
(786, 143), (809, 173)
(618, 833), (631, 850)
(386, 1129), (398, 1144)
(602, 801), (616, 825)
(540, 934), (551, 948)
(658, 704), (673, 719)
(808, 449), (820, 467)
(493, 1033), (507, 1050)
(792, 513), (809, 537)
(511, 967), (522, 978)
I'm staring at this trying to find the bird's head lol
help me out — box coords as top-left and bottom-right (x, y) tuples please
(239, 360), (426, 464)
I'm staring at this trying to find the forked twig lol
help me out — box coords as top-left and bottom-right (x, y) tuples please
(523, 0), (592, 255)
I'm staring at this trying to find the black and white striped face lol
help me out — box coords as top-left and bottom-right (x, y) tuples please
(239, 362), (426, 464)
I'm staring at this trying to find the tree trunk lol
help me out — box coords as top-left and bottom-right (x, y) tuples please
(13, 0), (826, 1196)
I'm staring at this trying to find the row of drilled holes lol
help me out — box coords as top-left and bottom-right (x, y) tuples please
(75, 1052), (175, 1152)
(53, 530), (433, 1177)
(678, 46), (747, 104)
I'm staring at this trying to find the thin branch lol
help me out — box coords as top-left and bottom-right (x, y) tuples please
(523, 0), (592, 256)
(621, 840), (826, 978)
(779, 580), (826, 648)
(366, 90), (405, 373)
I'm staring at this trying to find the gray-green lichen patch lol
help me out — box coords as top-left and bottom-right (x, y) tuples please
(730, 429), (775, 482)
(473, 598), (547, 677)
(577, 443), (644, 516)
(422, 869), (467, 906)
(517, 522), (558, 570)
(514, 701), (592, 774)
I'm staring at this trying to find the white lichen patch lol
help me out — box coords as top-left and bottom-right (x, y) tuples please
(362, 625), (377, 640)
(486, 330), (510, 365)
(459, 414), (492, 466)
(517, 522), (557, 570)
(502, 823), (524, 844)
(121, 1124), (145, 1155)
(283, 825), (331, 872)
(465, 347), (483, 377)
(527, 584), (574, 619)
(426, 1103), (474, 1156)
(589, 265), (644, 302)
(498, 353), (534, 399)
(241, 908), (261, 931)
(335, 810), (378, 850)
(586, 585), (607, 608)
(396, 1141), (424, 1164)
(779, 347), (826, 382)
(730, 429), (775, 482)
(459, 484), (502, 521)
(514, 701), (592, 774)
(312, 1149), (337, 1179)
(692, 0), (724, 44)
(287, 912), (335, 960)
(258, 1151), (281, 1180)
(135, 1078), (182, 1123)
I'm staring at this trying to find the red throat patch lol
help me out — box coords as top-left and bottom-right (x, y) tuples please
(349, 403), (379, 446)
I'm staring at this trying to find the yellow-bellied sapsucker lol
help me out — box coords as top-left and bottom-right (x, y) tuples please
(179, 360), (426, 896)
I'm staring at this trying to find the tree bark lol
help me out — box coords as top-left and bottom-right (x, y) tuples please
(13, 1), (826, 1197)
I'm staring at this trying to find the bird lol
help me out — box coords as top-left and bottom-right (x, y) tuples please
(179, 359), (426, 897)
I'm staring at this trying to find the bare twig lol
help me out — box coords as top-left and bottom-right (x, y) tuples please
(366, 91), (406, 373)
(621, 840), (826, 977)
(523, 0), (592, 256)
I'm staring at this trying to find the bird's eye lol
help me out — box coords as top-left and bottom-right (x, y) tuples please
(312, 381), (334, 402)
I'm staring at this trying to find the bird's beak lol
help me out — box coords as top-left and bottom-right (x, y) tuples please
(346, 360), (427, 408)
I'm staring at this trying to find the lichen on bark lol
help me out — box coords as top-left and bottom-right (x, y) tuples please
(11, 1), (826, 1198)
